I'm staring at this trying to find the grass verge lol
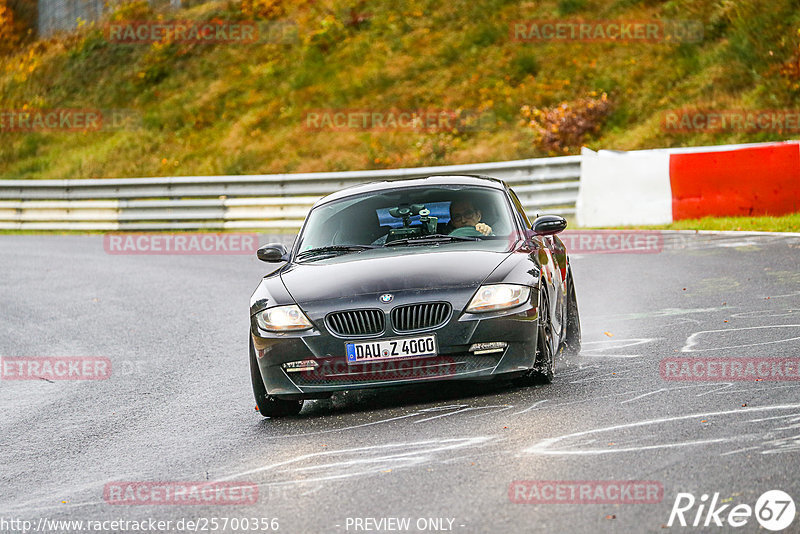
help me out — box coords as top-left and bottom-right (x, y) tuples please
(593, 213), (800, 233)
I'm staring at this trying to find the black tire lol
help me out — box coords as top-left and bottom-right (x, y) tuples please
(562, 266), (581, 356)
(517, 291), (555, 386)
(250, 337), (303, 417)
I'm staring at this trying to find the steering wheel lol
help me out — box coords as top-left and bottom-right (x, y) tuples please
(448, 226), (484, 237)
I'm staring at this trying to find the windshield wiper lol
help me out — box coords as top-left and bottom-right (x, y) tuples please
(296, 245), (376, 260)
(384, 234), (481, 247)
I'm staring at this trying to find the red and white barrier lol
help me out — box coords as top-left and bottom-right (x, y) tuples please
(577, 141), (800, 226)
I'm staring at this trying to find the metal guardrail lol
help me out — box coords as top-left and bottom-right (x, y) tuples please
(0, 156), (580, 231)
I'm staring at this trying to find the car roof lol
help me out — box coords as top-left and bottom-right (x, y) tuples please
(313, 174), (507, 207)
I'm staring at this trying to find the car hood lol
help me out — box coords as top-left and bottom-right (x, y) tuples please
(280, 247), (510, 303)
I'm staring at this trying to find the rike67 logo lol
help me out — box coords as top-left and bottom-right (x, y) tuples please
(668, 490), (796, 531)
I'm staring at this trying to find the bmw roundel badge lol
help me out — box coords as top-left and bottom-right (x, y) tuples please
(380, 293), (394, 303)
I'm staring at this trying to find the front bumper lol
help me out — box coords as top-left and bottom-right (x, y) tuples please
(251, 288), (540, 398)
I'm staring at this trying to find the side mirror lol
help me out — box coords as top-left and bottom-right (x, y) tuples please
(532, 215), (567, 236)
(257, 243), (289, 263)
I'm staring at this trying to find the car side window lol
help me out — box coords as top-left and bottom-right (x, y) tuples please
(508, 188), (531, 229)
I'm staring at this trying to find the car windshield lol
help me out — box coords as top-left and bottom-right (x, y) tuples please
(295, 185), (519, 257)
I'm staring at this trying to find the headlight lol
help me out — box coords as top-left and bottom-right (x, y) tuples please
(255, 305), (313, 331)
(466, 284), (531, 313)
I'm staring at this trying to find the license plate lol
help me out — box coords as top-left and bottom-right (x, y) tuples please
(346, 335), (437, 364)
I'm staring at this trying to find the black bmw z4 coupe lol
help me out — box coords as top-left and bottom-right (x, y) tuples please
(249, 174), (581, 417)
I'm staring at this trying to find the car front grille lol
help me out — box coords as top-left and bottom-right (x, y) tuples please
(325, 309), (385, 337)
(391, 302), (451, 333)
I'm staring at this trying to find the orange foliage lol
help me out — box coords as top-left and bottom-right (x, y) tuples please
(0, 0), (24, 55)
(521, 93), (612, 154)
(241, 0), (286, 19)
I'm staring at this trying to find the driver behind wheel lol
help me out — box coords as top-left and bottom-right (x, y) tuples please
(449, 199), (493, 236)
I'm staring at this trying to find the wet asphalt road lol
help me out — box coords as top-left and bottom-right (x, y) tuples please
(1, 232), (800, 534)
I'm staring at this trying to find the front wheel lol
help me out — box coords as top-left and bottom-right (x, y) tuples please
(517, 292), (555, 386)
(562, 266), (581, 356)
(250, 337), (303, 417)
